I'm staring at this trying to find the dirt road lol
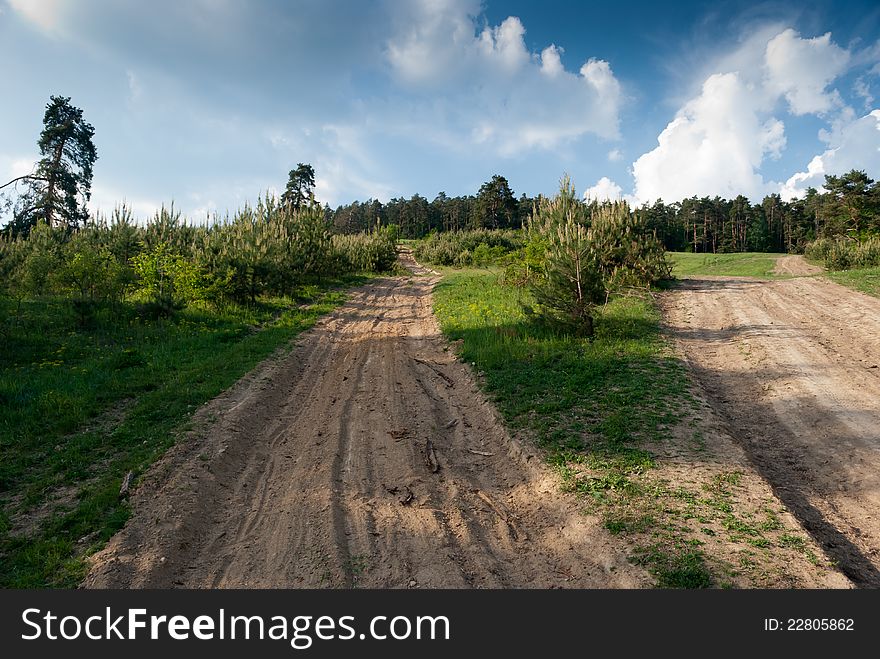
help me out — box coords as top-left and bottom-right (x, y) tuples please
(773, 255), (823, 276)
(664, 270), (880, 587)
(85, 252), (646, 588)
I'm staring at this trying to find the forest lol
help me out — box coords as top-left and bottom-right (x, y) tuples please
(326, 169), (880, 254)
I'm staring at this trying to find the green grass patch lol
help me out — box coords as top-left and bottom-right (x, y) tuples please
(632, 544), (713, 589)
(668, 252), (785, 278)
(432, 270), (715, 587)
(826, 266), (880, 297)
(0, 275), (367, 587)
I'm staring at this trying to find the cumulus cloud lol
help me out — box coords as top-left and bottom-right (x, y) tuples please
(764, 29), (849, 116)
(540, 45), (564, 77)
(781, 110), (880, 199)
(633, 72), (786, 202)
(384, 0), (622, 155)
(632, 28), (861, 204)
(584, 176), (625, 202)
(385, 0), (481, 85)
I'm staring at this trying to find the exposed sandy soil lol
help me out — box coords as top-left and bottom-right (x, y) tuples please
(663, 273), (880, 587)
(773, 255), (824, 276)
(84, 251), (648, 588)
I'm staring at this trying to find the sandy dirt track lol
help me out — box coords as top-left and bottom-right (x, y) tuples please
(664, 271), (880, 587)
(84, 252), (647, 588)
(773, 255), (824, 276)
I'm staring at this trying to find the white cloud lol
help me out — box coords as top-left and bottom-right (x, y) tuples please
(477, 16), (530, 72)
(540, 45), (564, 77)
(580, 58), (620, 100)
(781, 110), (880, 200)
(384, 0), (622, 155)
(854, 77), (875, 111)
(584, 176), (624, 202)
(764, 29), (849, 116)
(385, 0), (482, 85)
(633, 72), (785, 203)
(607, 148), (623, 162)
(632, 28), (861, 204)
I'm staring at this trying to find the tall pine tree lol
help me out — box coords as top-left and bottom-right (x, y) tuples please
(5, 96), (97, 235)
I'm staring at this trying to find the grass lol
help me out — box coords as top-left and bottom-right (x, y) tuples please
(0, 275), (367, 587)
(668, 252), (785, 278)
(432, 269), (830, 588)
(432, 269), (717, 588)
(825, 266), (880, 297)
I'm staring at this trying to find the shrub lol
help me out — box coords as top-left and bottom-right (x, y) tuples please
(531, 215), (604, 337)
(332, 226), (397, 273)
(518, 177), (671, 337)
(805, 236), (880, 270)
(588, 203), (671, 288)
(54, 234), (128, 324)
(132, 242), (204, 315)
(194, 198), (334, 303)
(413, 229), (523, 266)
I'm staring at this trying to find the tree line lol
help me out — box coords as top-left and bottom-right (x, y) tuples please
(329, 171), (880, 252)
(4, 96), (878, 256)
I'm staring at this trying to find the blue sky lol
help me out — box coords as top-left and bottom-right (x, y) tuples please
(1, 0), (879, 220)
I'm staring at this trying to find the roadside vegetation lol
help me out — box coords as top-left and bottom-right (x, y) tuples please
(1, 95), (874, 588)
(433, 266), (831, 587)
(824, 267), (880, 297)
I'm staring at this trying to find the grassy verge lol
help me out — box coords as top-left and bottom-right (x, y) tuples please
(433, 269), (825, 588)
(668, 252), (785, 278)
(0, 275), (368, 587)
(825, 266), (880, 297)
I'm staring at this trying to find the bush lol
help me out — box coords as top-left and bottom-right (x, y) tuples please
(804, 237), (834, 263)
(588, 203), (671, 288)
(413, 229), (523, 266)
(332, 226), (397, 273)
(132, 242), (205, 315)
(194, 198), (334, 303)
(805, 236), (880, 270)
(531, 215), (604, 337)
(14, 221), (64, 297)
(54, 235), (128, 324)
(517, 177), (671, 337)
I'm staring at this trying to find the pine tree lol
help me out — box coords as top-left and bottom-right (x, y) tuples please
(281, 163), (317, 212)
(6, 96), (97, 235)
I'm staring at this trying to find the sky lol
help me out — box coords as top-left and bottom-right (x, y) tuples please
(1, 0), (879, 220)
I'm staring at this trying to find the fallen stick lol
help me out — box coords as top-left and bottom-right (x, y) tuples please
(425, 439), (440, 473)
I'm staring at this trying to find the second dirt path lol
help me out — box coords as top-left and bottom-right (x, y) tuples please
(663, 270), (880, 586)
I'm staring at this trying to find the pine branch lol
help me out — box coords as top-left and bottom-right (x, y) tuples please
(0, 175), (47, 191)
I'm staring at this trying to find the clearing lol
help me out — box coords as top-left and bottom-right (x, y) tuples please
(663, 256), (880, 586)
(84, 252), (647, 588)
